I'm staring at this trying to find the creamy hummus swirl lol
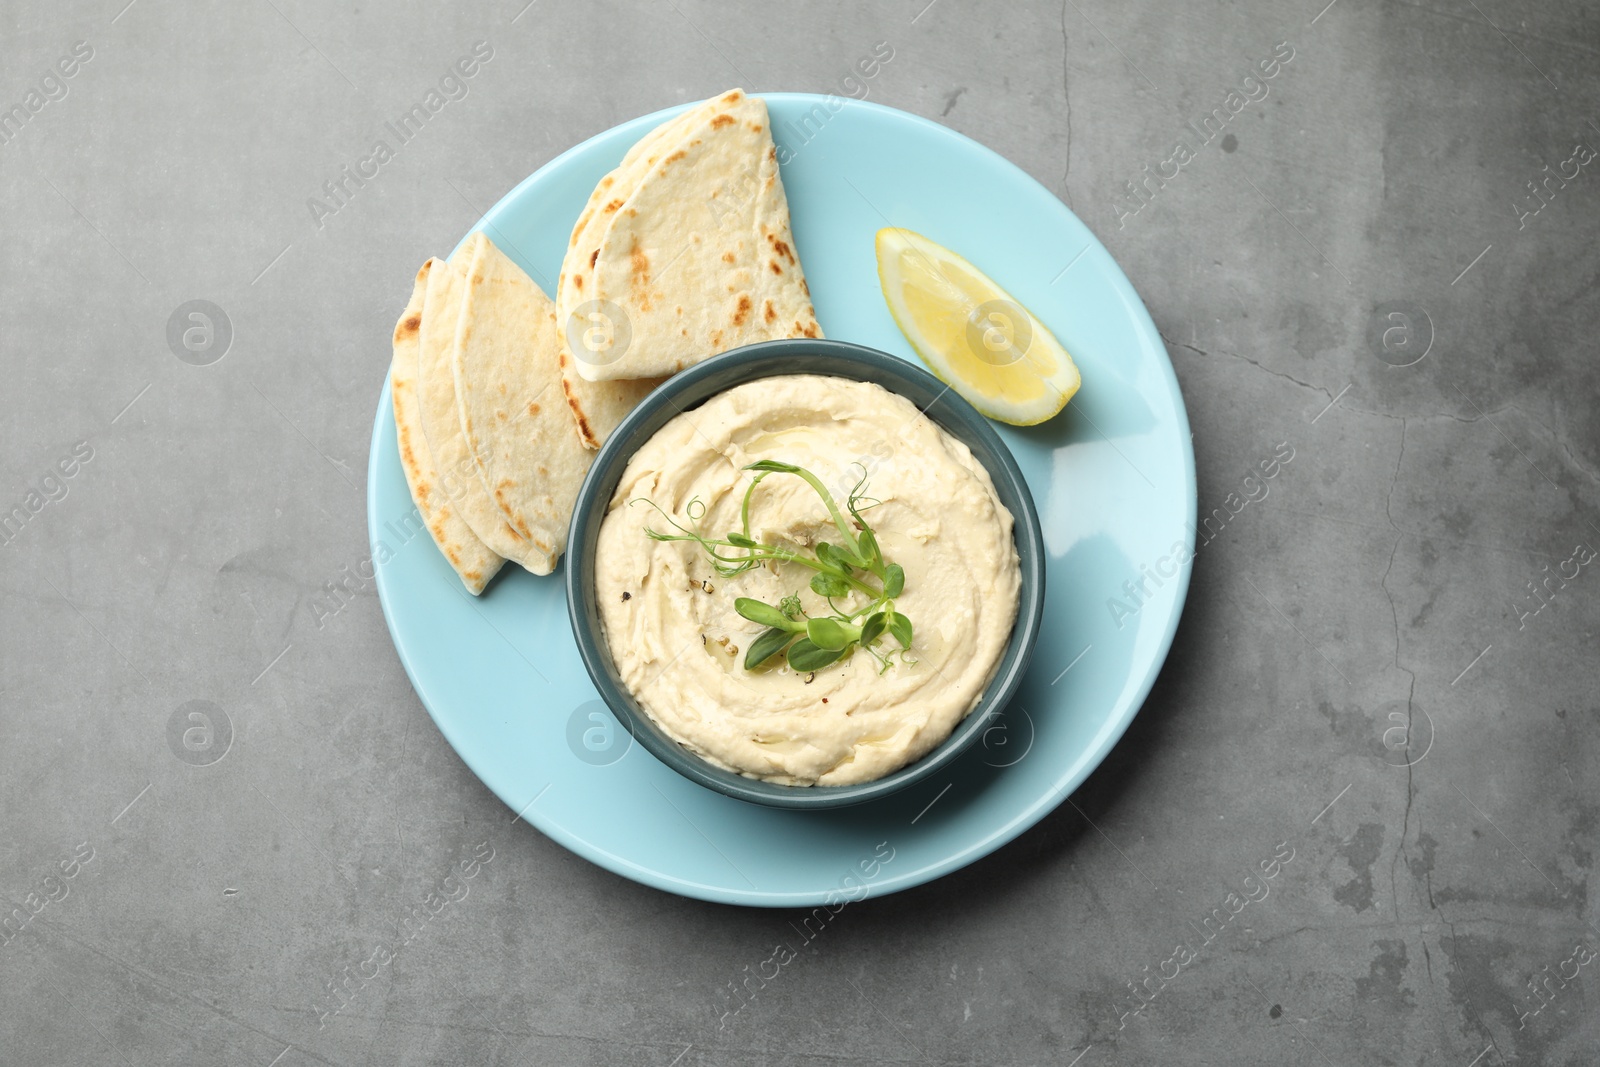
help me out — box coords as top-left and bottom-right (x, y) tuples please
(595, 374), (1020, 786)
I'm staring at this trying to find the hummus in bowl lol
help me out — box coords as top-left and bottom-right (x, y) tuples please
(567, 340), (1045, 808)
(596, 373), (1020, 786)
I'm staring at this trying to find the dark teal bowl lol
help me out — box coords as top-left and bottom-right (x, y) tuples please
(565, 339), (1045, 808)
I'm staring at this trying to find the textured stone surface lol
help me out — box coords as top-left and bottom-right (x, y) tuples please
(2, 0), (1597, 1063)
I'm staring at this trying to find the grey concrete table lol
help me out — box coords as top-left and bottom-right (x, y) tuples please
(3, 1), (1596, 1063)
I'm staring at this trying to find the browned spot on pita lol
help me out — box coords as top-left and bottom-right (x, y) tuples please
(681, 327), (689, 337)
(664, 149), (687, 164)
(537, 465), (548, 476)
(630, 243), (649, 278)
(574, 274), (584, 290)
(400, 313), (421, 334)
(769, 260), (782, 275)
(590, 250), (599, 268)
(767, 145), (777, 162)
(732, 293), (752, 326)
(409, 447), (435, 505)
(711, 329), (724, 348)
(800, 279), (810, 297)
(749, 123), (763, 132)
(560, 365), (600, 449)
(711, 114), (736, 128)
(765, 174), (774, 189)
(691, 138), (702, 146)
(497, 383), (507, 396)
(493, 488), (529, 536)
(527, 401), (540, 416)
(721, 250), (736, 264)
(604, 199), (624, 213)
(626, 207), (637, 217)
(800, 321), (821, 338)
(719, 90), (742, 103)
(763, 299), (776, 324)
(602, 175), (614, 188)
(463, 568), (480, 581)
(766, 234), (796, 264)
(496, 411), (506, 422)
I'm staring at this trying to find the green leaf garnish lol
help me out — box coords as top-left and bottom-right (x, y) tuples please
(809, 572), (850, 598)
(745, 627), (794, 669)
(887, 611), (913, 649)
(883, 563), (905, 599)
(814, 542), (852, 572)
(857, 528), (883, 574)
(744, 459), (803, 474)
(787, 638), (844, 672)
(736, 597), (797, 630)
(806, 617), (857, 651)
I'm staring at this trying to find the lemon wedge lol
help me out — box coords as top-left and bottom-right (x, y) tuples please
(875, 227), (1080, 426)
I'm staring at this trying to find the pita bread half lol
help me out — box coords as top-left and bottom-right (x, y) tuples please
(564, 89), (822, 384)
(452, 233), (593, 574)
(391, 260), (504, 595)
(552, 106), (703, 447)
(558, 92), (734, 341)
(417, 249), (544, 571)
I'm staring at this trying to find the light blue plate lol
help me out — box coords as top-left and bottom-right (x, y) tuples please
(367, 94), (1196, 907)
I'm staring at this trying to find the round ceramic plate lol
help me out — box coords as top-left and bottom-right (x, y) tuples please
(368, 93), (1196, 907)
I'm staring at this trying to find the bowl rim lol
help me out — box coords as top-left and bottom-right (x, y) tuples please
(564, 338), (1046, 809)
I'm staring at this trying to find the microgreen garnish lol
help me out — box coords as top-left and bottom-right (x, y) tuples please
(632, 461), (913, 674)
